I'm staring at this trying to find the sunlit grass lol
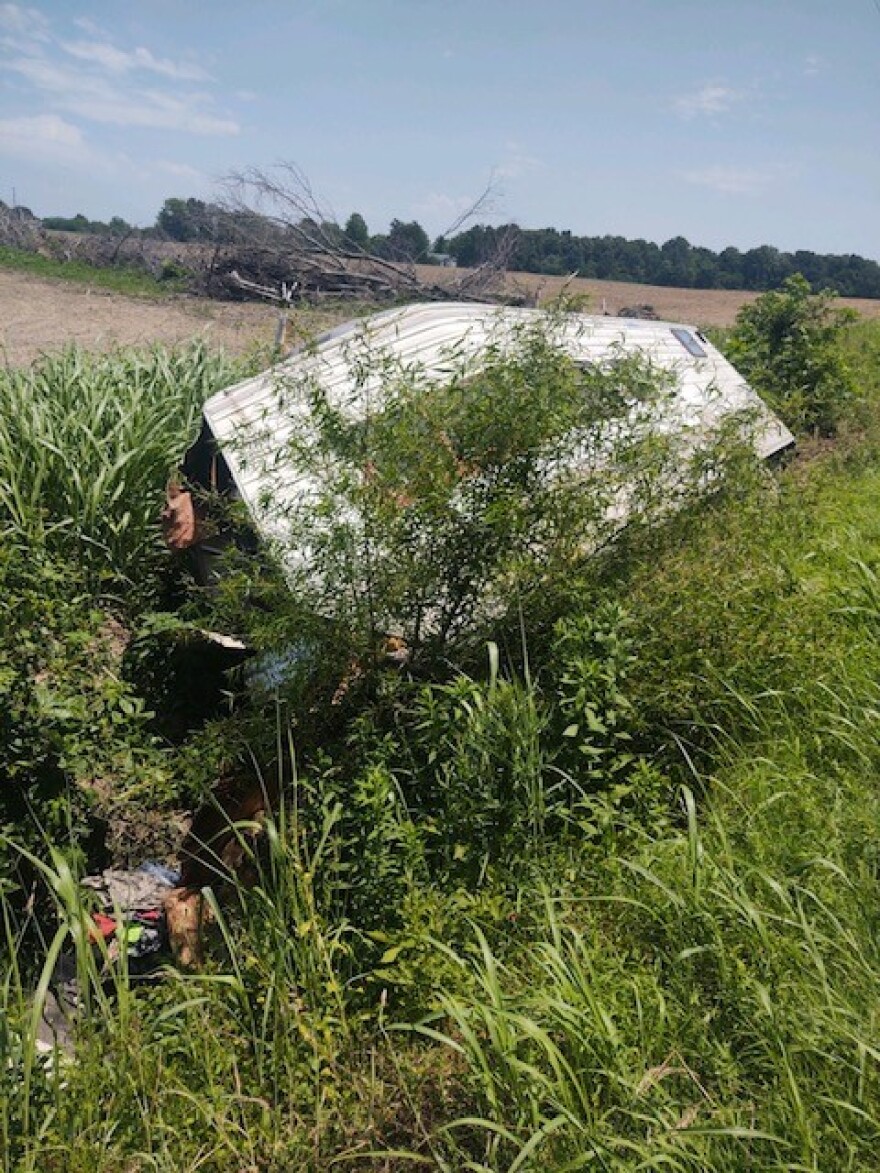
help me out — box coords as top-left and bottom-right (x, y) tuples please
(3, 318), (880, 1169)
(0, 344), (243, 588)
(0, 245), (184, 297)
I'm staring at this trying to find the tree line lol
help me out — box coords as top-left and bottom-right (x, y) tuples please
(40, 197), (880, 298)
(442, 225), (880, 299)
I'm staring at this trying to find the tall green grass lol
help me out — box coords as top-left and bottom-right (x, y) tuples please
(0, 345), (241, 588)
(3, 317), (880, 1170)
(415, 775), (880, 1168)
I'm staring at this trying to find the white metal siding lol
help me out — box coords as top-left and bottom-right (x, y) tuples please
(202, 303), (793, 560)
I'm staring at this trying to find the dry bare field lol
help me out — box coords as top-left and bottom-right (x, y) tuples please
(416, 264), (880, 326)
(0, 269), (343, 367)
(2, 265), (878, 367)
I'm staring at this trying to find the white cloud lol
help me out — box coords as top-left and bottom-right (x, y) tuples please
(0, 111), (81, 145)
(495, 144), (542, 181)
(1, 11), (237, 140)
(7, 54), (239, 136)
(0, 3), (47, 36)
(87, 87), (239, 136)
(804, 55), (823, 77)
(72, 16), (102, 36)
(61, 38), (209, 82)
(0, 112), (86, 162)
(681, 165), (774, 195)
(674, 83), (746, 119)
(0, 1), (48, 54)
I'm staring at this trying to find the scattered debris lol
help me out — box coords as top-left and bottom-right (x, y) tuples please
(617, 303), (660, 319)
(164, 886), (213, 970)
(39, 862), (184, 1055)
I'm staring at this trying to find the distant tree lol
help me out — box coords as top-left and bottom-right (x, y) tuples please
(42, 212), (135, 236)
(447, 224), (502, 267)
(383, 218), (430, 262)
(320, 219), (345, 248)
(156, 197), (213, 242)
(717, 246), (744, 289)
(42, 213), (91, 232)
(344, 212), (370, 249)
(368, 232), (390, 259)
(742, 245), (788, 291)
(441, 222), (880, 299)
(659, 236), (695, 286)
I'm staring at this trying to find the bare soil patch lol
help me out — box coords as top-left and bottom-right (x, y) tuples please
(0, 269), (344, 367)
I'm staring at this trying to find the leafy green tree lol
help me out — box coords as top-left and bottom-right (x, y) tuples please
(344, 212), (370, 249)
(260, 320), (724, 664)
(156, 197), (213, 242)
(382, 218), (430, 262)
(727, 273), (857, 436)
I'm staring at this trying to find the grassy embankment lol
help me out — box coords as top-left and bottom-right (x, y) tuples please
(0, 244), (185, 298)
(0, 297), (879, 1169)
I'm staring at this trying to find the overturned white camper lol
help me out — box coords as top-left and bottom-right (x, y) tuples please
(181, 302), (793, 583)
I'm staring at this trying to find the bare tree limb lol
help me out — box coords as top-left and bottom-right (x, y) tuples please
(215, 162), (513, 305)
(437, 170), (502, 241)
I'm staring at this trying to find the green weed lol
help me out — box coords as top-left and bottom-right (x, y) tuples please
(0, 245), (185, 297)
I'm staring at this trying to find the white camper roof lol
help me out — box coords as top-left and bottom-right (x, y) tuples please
(201, 302), (793, 560)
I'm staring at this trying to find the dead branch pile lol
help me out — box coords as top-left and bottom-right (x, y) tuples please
(617, 303), (660, 320)
(0, 201), (42, 250)
(213, 163), (516, 305)
(0, 164), (519, 310)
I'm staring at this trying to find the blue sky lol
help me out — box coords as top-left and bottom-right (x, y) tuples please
(1, 0), (877, 259)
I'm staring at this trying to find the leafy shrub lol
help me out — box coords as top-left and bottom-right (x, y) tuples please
(726, 272), (857, 436)
(551, 600), (670, 842)
(260, 319), (695, 665)
(319, 607), (667, 892)
(158, 258), (190, 284)
(0, 540), (183, 879)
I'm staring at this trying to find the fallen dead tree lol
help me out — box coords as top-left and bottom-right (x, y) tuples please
(0, 166), (520, 308)
(214, 162), (518, 304)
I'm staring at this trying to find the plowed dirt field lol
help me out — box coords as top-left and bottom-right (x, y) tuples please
(2, 266), (877, 367)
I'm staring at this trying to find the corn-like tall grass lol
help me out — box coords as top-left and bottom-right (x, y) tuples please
(0, 345), (240, 585)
